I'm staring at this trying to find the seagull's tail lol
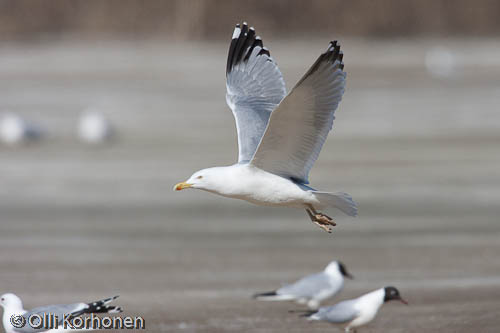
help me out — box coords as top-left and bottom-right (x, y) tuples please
(253, 291), (295, 301)
(81, 295), (123, 315)
(313, 191), (358, 217)
(299, 310), (319, 319)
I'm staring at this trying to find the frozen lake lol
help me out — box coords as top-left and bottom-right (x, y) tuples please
(0, 38), (499, 332)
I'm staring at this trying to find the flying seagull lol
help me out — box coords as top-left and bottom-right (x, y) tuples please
(303, 286), (408, 332)
(253, 260), (353, 309)
(0, 293), (122, 332)
(174, 22), (357, 232)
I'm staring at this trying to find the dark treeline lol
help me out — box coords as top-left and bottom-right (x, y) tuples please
(1, 0), (499, 40)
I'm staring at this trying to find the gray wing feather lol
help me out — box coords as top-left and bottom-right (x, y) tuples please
(278, 272), (330, 298)
(314, 300), (359, 323)
(226, 23), (286, 163)
(15, 303), (85, 333)
(251, 41), (346, 184)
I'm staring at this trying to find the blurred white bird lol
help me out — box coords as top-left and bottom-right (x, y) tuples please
(304, 286), (407, 332)
(77, 110), (112, 144)
(0, 293), (122, 333)
(254, 260), (353, 309)
(0, 113), (42, 145)
(425, 47), (456, 78)
(174, 22), (357, 233)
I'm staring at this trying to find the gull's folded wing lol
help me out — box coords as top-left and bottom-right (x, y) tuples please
(17, 303), (86, 333)
(278, 272), (331, 298)
(251, 41), (346, 184)
(320, 300), (359, 323)
(226, 22), (286, 163)
(16, 296), (120, 333)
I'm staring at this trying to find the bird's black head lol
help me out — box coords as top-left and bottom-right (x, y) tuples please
(383, 286), (408, 305)
(337, 261), (354, 279)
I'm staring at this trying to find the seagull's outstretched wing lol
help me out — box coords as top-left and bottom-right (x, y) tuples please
(312, 300), (359, 323)
(226, 22), (286, 163)
(251, 41), (346, 184)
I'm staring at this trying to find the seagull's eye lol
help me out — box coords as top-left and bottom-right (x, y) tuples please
(1, 298), (4, 301)
(196, 175), (203, 179)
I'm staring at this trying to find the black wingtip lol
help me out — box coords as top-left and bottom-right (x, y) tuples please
(294, 39), (345, 86)
(252, 290), (277, 299)
(258, 47), (270, 57)
(226, 22), (273, 76)
(254, 36), (263, 48)
(324, 40), (344, 69)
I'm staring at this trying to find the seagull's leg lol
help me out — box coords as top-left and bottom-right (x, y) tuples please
(306, 208), (330, 232)
(310, 206), (336, 226)
(305, 205), (336, 233)
(305, 208), (315, 221)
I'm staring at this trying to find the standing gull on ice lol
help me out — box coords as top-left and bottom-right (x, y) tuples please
(77, 110), (113, 144)
(0, 293), (122, 332)
(304, 286), (408, 332)
(254, 260), (353, 309)
(174, 22), (357, 232)
(0, 113), (42, 145)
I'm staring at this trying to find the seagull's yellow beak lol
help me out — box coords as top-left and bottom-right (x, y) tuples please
(174, 181), (192, 191)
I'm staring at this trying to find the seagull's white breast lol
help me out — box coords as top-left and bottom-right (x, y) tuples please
(348, 289), (385, 329)
(213, 164), (316, 208)
(315, 274), (343, 302)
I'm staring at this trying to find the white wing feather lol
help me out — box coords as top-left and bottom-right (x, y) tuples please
(251, 41), (346, 184)
(226, 23), (286, 163)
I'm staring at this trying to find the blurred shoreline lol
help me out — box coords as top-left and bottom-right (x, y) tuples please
(1, 0), (500, 41)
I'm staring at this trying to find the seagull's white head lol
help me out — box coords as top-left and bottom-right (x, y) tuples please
(325, 260), (354, 279)
(174, 167), (228, 193)
(0, 293), (23, 310)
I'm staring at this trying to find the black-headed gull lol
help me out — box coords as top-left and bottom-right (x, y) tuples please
(254, 260), (353, 309)
(304, 286), (408, 332)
